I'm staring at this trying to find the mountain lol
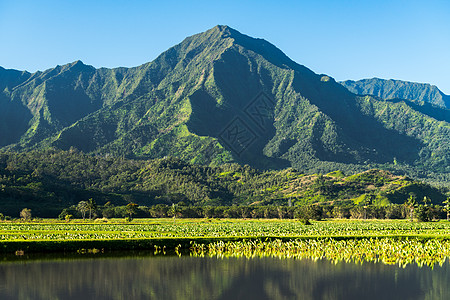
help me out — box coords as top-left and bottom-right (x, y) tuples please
(340, 78), (450, 109)
(1, 25), (450, 181)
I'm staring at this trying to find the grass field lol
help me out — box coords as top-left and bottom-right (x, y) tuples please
(2, 218), (450, 267)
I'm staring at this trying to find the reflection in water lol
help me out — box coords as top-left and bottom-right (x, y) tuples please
(0, 254), (448, 300)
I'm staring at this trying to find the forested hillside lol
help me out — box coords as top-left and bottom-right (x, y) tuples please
(1, 25), (450, 183)
(0, 150), (446, 217)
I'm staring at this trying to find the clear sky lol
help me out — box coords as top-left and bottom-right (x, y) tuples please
(1, 0), (449, 93)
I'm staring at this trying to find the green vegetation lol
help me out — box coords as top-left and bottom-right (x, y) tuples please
(0, 150), (447, 218)
(191, 238), (450, 267)
(1, 26), (450, 185)
(2, 27), (450, 273)
(1, 218), (450, 267)
(4, 218), (450, 241)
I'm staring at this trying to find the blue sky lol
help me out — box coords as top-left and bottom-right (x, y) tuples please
(1, 0), (449, 93)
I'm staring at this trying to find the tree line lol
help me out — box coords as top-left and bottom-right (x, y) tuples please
(53, 196), (449, 223)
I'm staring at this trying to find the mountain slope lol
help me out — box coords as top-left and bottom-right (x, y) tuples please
(340, 78), (450, 109)
(0, 67), (33, 146)
(1, 26), (450, 181)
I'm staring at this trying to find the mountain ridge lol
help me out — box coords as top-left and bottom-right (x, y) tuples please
(1, 25), (450, 183)
(340, 78), (450, 109)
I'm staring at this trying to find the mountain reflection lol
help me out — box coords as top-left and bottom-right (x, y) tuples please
(0, 254), (447, 300)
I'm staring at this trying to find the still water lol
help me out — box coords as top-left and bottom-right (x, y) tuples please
(0, 253), (448, 300)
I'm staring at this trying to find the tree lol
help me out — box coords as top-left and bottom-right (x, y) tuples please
(361, 194), (375, 219)
(77, 201), (89, 220)
(404, 194), (417, 221)
(349, 206), (365, 219)
(295, 205), (322, 223)
(86, 198), (97, 220)
(102, 201), (115, 218)
(332, 206), (350, 219)
(203, 206), (216, 218)
(149, 204), (169, 218)
(20, 208), (32, 221)
(277, 206), (286, 219)
(385, 204), (405, 219)
(168, 203), (179, 220)
(443, 197), (450, 221)
(126, 203), (138, 221)
(415, 205), (432, 222)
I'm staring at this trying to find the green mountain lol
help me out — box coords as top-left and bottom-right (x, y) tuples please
(1, 25), (450, 181)
(340, 78), (450, 109)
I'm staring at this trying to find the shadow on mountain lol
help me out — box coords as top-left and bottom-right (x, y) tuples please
(186, 75), (290, 170)
(0, 94), (32, 146)
(292, 75), (423, 165)
(389, 98), (450, 123)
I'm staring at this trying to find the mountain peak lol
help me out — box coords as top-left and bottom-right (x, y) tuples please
(213, 25), (244, 39)
(214, 24), (232, 32)
(196, 25), (306, 72)
(209, 24), (236, 35)
(58, 60), (95, 73)
(192, 24), (239, 42)
(71, 60), (84, 66)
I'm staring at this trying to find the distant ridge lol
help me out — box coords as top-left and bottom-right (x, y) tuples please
(340, 78), (450, 109)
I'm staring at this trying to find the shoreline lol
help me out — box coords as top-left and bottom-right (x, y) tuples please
(2, 234), (450, 254)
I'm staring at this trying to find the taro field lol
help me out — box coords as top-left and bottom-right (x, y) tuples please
(1, 219), (450, 241)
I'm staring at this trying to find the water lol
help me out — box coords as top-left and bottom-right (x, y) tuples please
(0, 253), (448, 300)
